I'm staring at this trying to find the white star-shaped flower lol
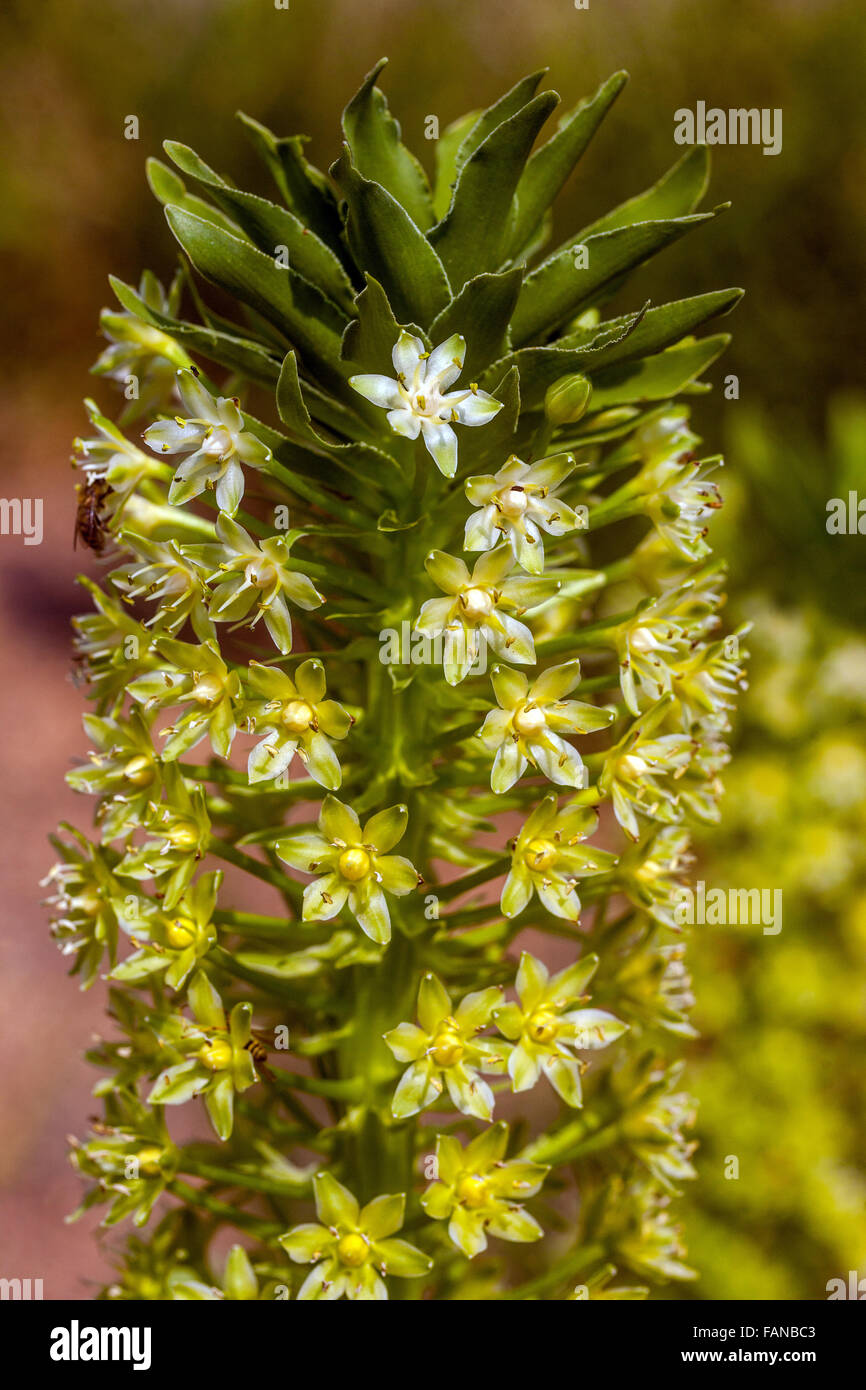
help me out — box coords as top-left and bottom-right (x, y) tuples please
(349, 330), (502, 477)
(143, 370), (271, 517)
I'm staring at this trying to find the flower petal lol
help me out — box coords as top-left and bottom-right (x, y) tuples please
(485, 1207), (544, 1244)
(177, 370), (220, 421)
(445, 1066), (495, 1120)
(530, 661), (582, 703)
(501, 866), (533, 919)
(349, 373), (402, 409)
(516, 951), (549, 1010)
(314, 1171), (359, 1228)
(298, 731), (338, 790)
(417, 972), (451, 1032)
(564, 1008), (628, 1051)
(392, 1060), (438, 1118)
(545, 954), (599, 1007)
(421, 421), (458, 478)
(295, 658), (326, 703)
(391, 330), (426, 379)
(364, 803), (408, 853)
(376, 854), (418, 896)
(279, 1223), (330, 1264)
(448, 1207), (488, 1258)
(215, 460), (245, 517)
(450, 388), (502, 426)
(360, 1192), (404, 1240)
(465, 1120), (509, 1170)
(303, 875), (348, 921)
(383, 1022), (428, 1064)
(455, 985), (503, 1032)
(320, 795), (361, 845)
(425, 550), (470, 595)
(491, 738), (526, 794)
(542, 1054), (584, 1108)
(275, 831), (330, 871)
(425, 333), (465, 390)
(491, 664), (528, 711)
(373, 1237), (432, 1278)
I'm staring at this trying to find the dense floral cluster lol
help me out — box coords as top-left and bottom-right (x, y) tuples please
(50, 64), (743, 1299)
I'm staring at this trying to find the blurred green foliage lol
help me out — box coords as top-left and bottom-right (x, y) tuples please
(686, 400), (866, 1298)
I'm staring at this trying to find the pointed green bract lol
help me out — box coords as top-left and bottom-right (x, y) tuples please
(165, 206), (348, 386)
(428, 91), (560, 290)
(333, 152), (451, 326)
(342, 59), (435, 231)
(511, 211), (722, 345)
(164, 141), (356, 312)
(506, 70), (628, 258)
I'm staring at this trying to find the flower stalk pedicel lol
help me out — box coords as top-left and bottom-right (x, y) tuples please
(51, 62), (744, 1300)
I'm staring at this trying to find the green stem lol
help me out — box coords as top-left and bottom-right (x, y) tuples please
(268, 458), (375, 530)
(270, 1068), (362, 1101)
(209, 839), (298, 898)
(168, 1180), (283, 1239)
(435, 857), (509, 903)
(494, 1242), (607, 1300)
(176, 1160), (310, 1197)
(523, 1113), (619, 1165)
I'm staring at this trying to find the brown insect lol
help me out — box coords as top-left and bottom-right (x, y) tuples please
(245, 1031), (273, 1078)
(74, 477), (113, 552)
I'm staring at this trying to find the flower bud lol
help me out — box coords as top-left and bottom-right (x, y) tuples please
(544, 374), (592, 426)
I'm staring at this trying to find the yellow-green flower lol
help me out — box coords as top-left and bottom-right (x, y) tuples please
(66, 707), (162, 843)
(276, 796), (419, 944)
(599, 696), (693, 841)
(502, 793), (617, 921)
(479, 661), (614, 794)
(143, 369), (272, 516)
(128, 637), (240, 761)
(110, 871), (220, 992)
(464, 452), (581, 574)
(495, 952), (627, 1108)
(116, 762), (210, 909)
(188, 512), (323, 655)
(92, 270), (187, 423)
(148, 971), (258, 1141)
(44, 828), (128, 987)
(244, 659), (352, 788)
(618, 824), (693, 931)
(421, 1123), (548, 1258)
(74, 398), (171, 513)
(671, 629), (749, 730)
(416, 547), (555, 684)
(632, 412), (722, 562)
(279, 1172), (431, 1300)
(384, 973), (507, 1120)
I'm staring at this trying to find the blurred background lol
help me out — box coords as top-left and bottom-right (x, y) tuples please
(1, 0), (864, 1298)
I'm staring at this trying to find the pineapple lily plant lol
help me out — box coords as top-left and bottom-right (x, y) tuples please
(51, 61), (745, 1301)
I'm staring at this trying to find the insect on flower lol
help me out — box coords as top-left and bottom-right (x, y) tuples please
(74, 476), (114, 552)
